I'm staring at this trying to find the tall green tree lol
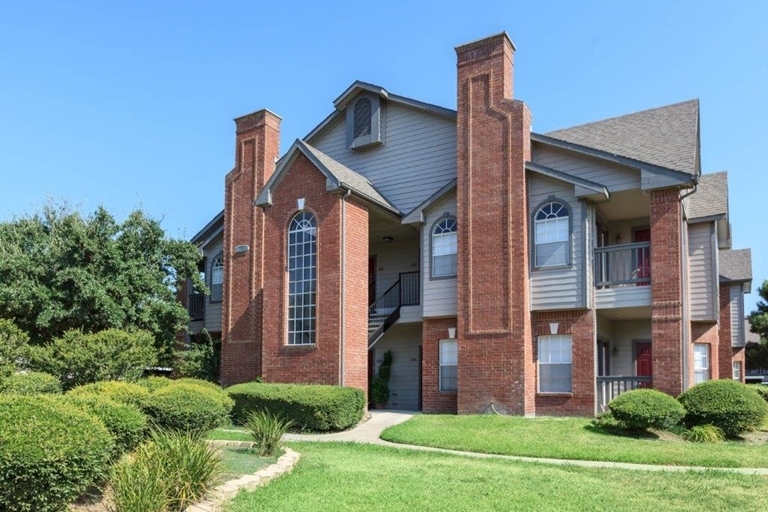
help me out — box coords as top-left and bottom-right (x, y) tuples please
(0, 203), (204, 364)
(749, 280), (768, 342)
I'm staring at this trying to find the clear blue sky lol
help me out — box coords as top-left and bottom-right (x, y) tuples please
(1, 1), (765, 305)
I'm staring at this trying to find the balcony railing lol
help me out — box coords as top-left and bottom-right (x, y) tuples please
(188, 293), (205, 321)
(596, 376), (652, 410)
(594, 242), (651, 287)
(399, 271), (420, 306)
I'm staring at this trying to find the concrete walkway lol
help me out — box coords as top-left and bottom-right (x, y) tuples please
(282, 410), (768, 476)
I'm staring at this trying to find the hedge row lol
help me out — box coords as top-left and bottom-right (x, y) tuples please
(227, 382), (365, 431)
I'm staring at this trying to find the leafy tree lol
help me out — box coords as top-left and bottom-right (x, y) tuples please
(747, 280), (768, 371)
(0, 319), (30, 382)
(0, 203), (204, 364)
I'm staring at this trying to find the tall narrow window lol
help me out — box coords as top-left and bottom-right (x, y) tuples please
(694, 344), (710, 383)
(732, 361), (742, 381)
(288, 212), (317, 345)
(439, 339), (458, 392)
(432, 217), (457, 278)
(538, 335), (573, 393)
(210, 253), (223, 302)
(353, 98), (372, 138)
(534, 201), (570, 267)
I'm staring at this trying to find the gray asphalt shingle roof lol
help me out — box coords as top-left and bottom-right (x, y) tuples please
(545, 99), (699, 174)
(719, 248), (752, 282)
(686, 171), (728, 220)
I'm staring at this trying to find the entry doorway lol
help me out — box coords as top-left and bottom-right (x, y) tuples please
(635, 342), (652, 388)
(597, 340), (611, 377)
(368, 256), (377, 306)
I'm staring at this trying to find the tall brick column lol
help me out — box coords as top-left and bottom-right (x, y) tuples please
(455, 33), (535, 414)
(220, 110), (281, 385)
(650, 188), (688, 395)
(719, 284), (744, 382)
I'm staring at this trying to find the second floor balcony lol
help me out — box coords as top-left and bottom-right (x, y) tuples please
(594, 241), (652, 309)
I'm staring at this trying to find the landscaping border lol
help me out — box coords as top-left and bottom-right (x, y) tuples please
(185, 443), (300, 512)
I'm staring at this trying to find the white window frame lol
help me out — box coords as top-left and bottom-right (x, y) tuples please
(694, 344), (710, 384)
(533, 201), (570, 268)
(538, 335), (573, 393)
(210, 252), (223, 303)
(439, 339), (458, 392)
(732, 361), (742, 381)
(287, 211), (317, 345)
(431, 217), (457, 279)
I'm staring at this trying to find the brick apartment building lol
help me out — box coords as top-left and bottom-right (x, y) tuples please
(183, 32), (752, 415)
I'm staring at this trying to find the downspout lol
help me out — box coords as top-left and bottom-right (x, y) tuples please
(339, 188), (352, 386)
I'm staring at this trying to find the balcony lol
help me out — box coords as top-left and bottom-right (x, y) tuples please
(596, 376), (652, 410)
(594, 242), (652, 309)
(188, 293), (205, 321)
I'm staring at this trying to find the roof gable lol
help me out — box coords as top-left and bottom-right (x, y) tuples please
(545, 100), (700, 175)
(686, 171), (728, 221)
(719, 248), (752, 283)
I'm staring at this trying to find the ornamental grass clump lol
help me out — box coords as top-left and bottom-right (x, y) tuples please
(608, 389), (685, 430)
(678, 380), (768, 437)
(682, 424), (726, 443)
(245, 410), (295, 456)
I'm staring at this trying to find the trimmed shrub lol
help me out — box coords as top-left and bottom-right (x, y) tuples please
(65, 394), (148, 456)
(678, 379), (768, 437)
(0, 319), (30, 381)
(0, 394), (114, 512)
(143, 383), (233, 433)
(227, 382), (365, 431)
(748, 384), (768, 402)
(173, 328), (220, 383)
(173, 377), (223, 393)
(136, 375), (173, 392)
(245, 410), (295, 456)
(68, 380), (151, 410)
(682, 424), (726, 443)
(30, 328), (156, 390)
(111, 430), (222, 512)
(0, 371), (62, 395)
(608, 389), (685, 430)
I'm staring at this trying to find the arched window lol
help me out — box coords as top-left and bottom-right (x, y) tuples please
(210, 253), (223, 302)
(534, 201), (570, 267)
(432, 217), (457, 278)
(353, 98), (372, 138)
(287, 211), (317, 345)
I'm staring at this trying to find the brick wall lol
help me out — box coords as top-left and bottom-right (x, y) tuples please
(718, 284), (743, 381)
(455, 33), (535, 415)
(533, 310), (596, 416)
(691, 322), (719, 379)
(221, 110), (281, 385)
(650, 188), (686, 395)
(341, 198), (369, 392)
(422, 317), (458, 413)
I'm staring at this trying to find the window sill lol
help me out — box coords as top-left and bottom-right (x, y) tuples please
(537, 392), (573, 397)
(533, 264), (573, 272)
(438, 390), (457, 395)
(283, 343), (317, 349)
(430, 274), (457, 281)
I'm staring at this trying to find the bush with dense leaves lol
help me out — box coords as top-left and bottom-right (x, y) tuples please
(31, 329), (157, 389)
(678, 379), (768, 437)
(136, 375), (174, 392)
(173, 328), (220, 383)
(0, 319), (30, 382)
(68, 380), (151, 410)
(608, 389), (686, 430)
(65, 393), (148, 456)
(0, 395), (114, 512)
(142, 383), (233, 433)
(748, 384), (768, 402)
(227, 382), (365, 431)
(0, 371), (62, 395)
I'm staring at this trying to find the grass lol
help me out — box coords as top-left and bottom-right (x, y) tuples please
(219, 447), (279, 480)
(208, 427), (252, 442)
(380, 415), (768, 468)
(227, 442), (768, 511)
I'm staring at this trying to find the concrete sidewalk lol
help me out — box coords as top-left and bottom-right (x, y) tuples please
(282, 410), (768, 475)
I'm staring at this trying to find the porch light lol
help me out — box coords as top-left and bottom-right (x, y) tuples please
(448, 327), (456, 339)
(549, 322), (558, 335)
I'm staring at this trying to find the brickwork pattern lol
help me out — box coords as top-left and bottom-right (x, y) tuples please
(455, 33), (534, 415)
(719, 284), (744, 382)
(422, 317), (458, 413)
(533, 310), (596, 416)
(691, 322), (720, 380)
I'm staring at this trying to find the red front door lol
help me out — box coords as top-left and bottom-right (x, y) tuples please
(634, 228), (651, 285)
(636, 342), (652, 388)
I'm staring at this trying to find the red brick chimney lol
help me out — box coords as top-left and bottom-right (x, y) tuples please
(221, 109), (281, 385)
(455, 33), (535, 414)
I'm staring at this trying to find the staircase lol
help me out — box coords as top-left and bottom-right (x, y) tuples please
(368, 271), (420, 348)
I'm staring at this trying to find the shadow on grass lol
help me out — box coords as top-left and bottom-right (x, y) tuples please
(583, 423), (660, 440)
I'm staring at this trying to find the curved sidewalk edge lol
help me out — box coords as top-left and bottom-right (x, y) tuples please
(185, 444), (301, 512)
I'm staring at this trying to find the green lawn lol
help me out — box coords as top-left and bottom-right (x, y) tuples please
(381, 415), (768, 468)
(218, 446), (278, 480)
(227, 442), (768, 511)
(209, 427), (252, 442)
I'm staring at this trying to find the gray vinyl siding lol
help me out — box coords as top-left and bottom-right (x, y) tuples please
(373, 322), (422, 410)
(370, 239), (420, 300)
(202, 238), (223, 333)
(608, 320), (652, 377)
(534, 147), (640, 192)
(730, 285), (745, 347)
(422, 194), (457, 318)
(529, 173), (584, 310)
(688, 223), (716, 321)
(310, 103), (457, 214)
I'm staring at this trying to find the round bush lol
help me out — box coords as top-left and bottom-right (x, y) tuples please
(143, 383), (233, 433)
(748, 384), (768, 403)
(608, 389), (685, 430)
(0, 395), (114, 512)
(68, 380), (150, 410)
(65, 393), (148, 456)
(678, 380), (768, 437)
(136, 375), (174, 392)
(0, 371), (62, 395)
(172, 377), (222, 392)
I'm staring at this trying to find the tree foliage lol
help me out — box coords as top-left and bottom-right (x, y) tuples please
(0, 203), (204, 363)
(747, 280), (768, 371)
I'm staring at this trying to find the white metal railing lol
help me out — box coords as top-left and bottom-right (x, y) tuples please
(594, 242), (651, 287)
(597, 376), (652, 410)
